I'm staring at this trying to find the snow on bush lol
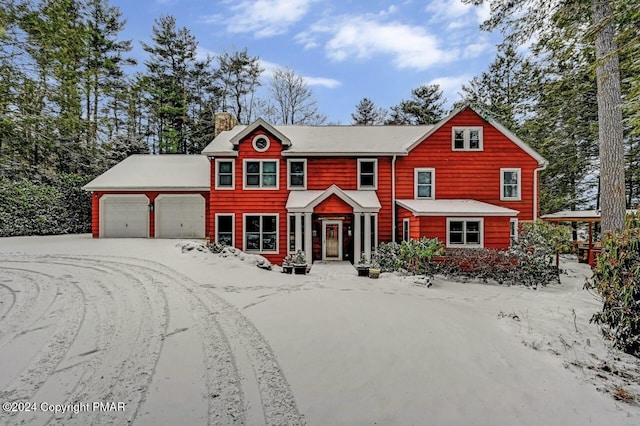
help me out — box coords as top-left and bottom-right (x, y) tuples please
(179, 241), (273, 270)
(587, 222), (640, 357)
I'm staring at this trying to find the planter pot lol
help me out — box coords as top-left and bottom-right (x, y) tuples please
(357, 266), (370, 277)
(369, 268), (381, 279)
(282, 265), (293, 274)
(294, 264), (307, 275)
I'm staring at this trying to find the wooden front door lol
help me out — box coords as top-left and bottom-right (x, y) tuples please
(323, 220), (342, 260)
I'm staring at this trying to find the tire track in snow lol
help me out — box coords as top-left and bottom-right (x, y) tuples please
(0, 261), (87, 416)
(0, 282), (17, 321)
(74, 255), (305, 425)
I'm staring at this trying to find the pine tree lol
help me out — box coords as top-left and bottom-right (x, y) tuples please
(388, 84), (446, 125)
(351, 98), (386, 125)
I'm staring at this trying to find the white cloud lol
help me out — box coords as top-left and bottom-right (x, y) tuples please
(428, 75), (473, 104)
(315, 17), (456, 70)
(222, 0), (316, 38)
(302, 76), (341, 89)
(195, 47), (217, 62)
(425, 0), (489, 25)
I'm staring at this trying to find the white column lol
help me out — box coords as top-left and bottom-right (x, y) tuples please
(354, 213), (362, 263)
(304, 213), (312, 260)
(295, 213), (302, 252)
(364, 213), (372, 263)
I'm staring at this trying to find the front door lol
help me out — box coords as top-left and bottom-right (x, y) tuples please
(322, 220), (342, 260)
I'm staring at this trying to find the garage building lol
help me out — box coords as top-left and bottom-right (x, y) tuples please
(83, 155), (210, 238)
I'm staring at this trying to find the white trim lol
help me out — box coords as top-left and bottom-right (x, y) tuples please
(215, 213), (235, 246)
(402, 218), (410, 242)
(243, 159), (280, 190)
(287, 158), (307, 190)
(452, 126), (483, 151)
(287, 213), (306, 254)
(252, 134), (270, 152)
(357, 158), (378, 190)
(155, 194), (206, 238)
(215, 158), (235, 190)
(446, 218), (484, 248)
(510, 218), (519, 244)
(229, 118), (291, 147)
(414, 168), (435, 200)
(99, 194), (149, 238)
(500, 168), (522, 201)
(286, 184), (381, 214)
(322, 219), (343, 261)
(242, 213), (279, 254)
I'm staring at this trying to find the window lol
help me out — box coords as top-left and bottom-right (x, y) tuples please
(414, 168), (435, 199)
(510, 218), (518, 244)
(447, 218), (483, 247)
(358, 159), (377, 189)
(402, 218), (410, 242)
(244, 160), (278, 189)
(215, 159), (234, 189)
(288, 214), (306, 253)
(501, 168), (521, 200)
(452, 127), (483, 151)
(287, 159), (306, 189)
(252, 134), (270, 152)
(216, 214), (234, 246)
(244, 215), (278, 253)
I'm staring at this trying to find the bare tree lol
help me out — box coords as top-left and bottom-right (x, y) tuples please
(267, 67), (326, 125)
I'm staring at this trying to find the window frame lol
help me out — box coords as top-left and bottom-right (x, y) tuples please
(243, 159), (280, 190)
(402, 218), (410, 242)
(451, 127), (483, 151)
(287, 213), (307, 254)
(243, 213), (279, 254)
(357, 158), (378, 190)
(414, 168), (435, 200)
(252, 134), (270, 152)
(215, 158), (235, 190)
(215, 213), (235, 246)
(500, 168), (521, 201)
(510, 218), (519, 245)
(446, 218), (484, 248)
(287, 158), (307, 190)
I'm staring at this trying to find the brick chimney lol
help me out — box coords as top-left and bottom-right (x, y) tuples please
(214, 112), (239, 137)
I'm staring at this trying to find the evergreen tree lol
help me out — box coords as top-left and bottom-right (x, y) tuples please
(388, 84), (446, 125)
(141, 15), (197, 154)
(351, 98), (386, 125)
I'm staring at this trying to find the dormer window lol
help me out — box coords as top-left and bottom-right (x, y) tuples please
(252, 135), (270, 152)
(452, 127), (483, 151)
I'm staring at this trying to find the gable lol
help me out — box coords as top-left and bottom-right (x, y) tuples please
(315, 194), (354, 214)
(406, 106), (546, 165)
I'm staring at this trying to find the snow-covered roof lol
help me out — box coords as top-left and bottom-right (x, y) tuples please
(83, 155), (210, 191)
(286, 185), (381, 213)
(202, 124), (433, 156)
(541, 209), (638, 222)
(397, 199), (519, 216)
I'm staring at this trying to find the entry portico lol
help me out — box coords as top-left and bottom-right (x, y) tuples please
(286, 184), (381, 262)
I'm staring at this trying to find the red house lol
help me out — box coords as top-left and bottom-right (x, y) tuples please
(84, 106), (547, 265)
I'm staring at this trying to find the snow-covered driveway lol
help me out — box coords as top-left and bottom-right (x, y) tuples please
(0, 235), (638, 425)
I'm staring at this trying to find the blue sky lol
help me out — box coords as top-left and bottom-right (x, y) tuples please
(111, 0), (502, 124)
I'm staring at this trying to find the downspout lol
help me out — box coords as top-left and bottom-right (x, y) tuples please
(533, 161), (548, 222)
(392, 155), (397, 243)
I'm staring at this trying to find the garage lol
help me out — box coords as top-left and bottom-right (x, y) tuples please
(100, 195), (149, 238)
(155, 195), (205, 238)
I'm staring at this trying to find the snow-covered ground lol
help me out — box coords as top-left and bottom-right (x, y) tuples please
(0, 235), (638, 426)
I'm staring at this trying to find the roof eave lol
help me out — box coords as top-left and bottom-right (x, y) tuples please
(82, 186), (210, 192)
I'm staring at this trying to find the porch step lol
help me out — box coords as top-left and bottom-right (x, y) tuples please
(310, 261), (356, 277)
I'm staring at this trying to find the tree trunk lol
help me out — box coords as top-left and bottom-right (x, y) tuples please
(592, 0), (626, 232)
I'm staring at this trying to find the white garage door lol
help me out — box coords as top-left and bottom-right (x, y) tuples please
(155, 195), (205, 238)
(101, 195), (149, 238)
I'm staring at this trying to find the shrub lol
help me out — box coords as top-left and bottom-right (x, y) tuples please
(398, 237), (445, 277)
(375, 241), (402, 272)
(586, 224), (640, 356)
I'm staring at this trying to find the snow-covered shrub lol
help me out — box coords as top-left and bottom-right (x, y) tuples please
(375, 242), (402, 272)
(399, 238), (445, 277)
(587, 224), (640, 356)
(207, 241), (227, 253)
(438, 248), (517, 284)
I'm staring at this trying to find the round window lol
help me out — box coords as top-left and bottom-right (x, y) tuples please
(252, 135), (270, 152)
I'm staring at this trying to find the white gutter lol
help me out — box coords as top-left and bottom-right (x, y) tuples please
(392, 155), (397, 243)
(533, 161), (548, 221)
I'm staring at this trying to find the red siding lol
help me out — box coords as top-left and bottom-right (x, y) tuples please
(315, 194), (353, 214)
(396, 108), (539, 221)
